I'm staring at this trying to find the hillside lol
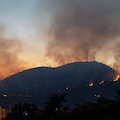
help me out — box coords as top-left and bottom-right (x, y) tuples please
(0, 61), (119, 107)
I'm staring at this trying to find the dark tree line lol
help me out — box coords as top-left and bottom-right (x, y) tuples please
(4, 89), (120, 120)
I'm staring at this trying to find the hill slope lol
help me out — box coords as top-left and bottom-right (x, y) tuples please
(0, 61), (119, 107)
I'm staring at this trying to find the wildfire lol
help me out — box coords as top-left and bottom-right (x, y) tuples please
(88, 82), (94, 87)
(113, 75), (120, 82)
(66, 87), (69, 90)
(3, 94), (7, 97)
(99, 80), (104, 85)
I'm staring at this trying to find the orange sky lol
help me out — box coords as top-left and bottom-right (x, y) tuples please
(0, 0), (120, 80)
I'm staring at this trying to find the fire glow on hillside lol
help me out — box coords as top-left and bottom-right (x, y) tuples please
(113, 75), (120, 82)
(87, 74), (120, 87)
(88, 82), (94, 87)
(99, 80), (104, 85)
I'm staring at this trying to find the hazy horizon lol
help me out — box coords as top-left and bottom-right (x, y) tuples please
(0, 0), (120, 80)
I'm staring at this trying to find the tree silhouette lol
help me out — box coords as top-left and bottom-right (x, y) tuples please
(5, 87), (120, 120)
(5, 103), (38, 120)
(44, 93), (67, 120)
(45, 93), (67, 112)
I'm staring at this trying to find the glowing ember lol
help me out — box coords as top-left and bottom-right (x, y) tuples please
(113, 75), (120, 82)
(88, 82), (94, 87)
(99, 80), (104, 85)
(25, 95), (28, 97)
(66, 87), (69, 90)
(3, 94), (7, 97)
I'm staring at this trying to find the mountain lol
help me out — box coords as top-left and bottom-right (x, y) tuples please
(0, 61), (119, 107)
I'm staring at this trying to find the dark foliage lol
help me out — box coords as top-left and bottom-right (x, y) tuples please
(5, 103), (38, 120)
(4, 90), (120, 120)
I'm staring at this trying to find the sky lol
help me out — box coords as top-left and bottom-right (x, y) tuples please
(0, 0), (120, 80)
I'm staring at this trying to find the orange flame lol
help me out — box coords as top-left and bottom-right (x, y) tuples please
(88, 82), (94, 87)
(99, 80), (104, 85)
(113, 75), (120, 82)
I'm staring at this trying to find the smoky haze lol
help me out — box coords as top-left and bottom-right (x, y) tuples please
(0, 25), (28, 80)
(45, 0), (120, 72)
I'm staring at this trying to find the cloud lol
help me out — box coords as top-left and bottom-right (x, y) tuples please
(0, 25), (28, 80)
(45, 0), (120, 72)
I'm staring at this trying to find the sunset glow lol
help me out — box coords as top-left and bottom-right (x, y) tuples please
(0, 0), (120, 80)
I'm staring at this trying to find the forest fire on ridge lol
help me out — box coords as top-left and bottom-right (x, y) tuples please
(99, 80), (104, 85)
(113, 74), (120, 82)
(88, 82), (94, 87)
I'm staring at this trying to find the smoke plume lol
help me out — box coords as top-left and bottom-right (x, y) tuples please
(45, 0), (120, 72)
(0, 25), (28, 80)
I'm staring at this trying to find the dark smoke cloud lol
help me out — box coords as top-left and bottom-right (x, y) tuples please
(0, 25), (28, 80)
(45, 0), (120, 71)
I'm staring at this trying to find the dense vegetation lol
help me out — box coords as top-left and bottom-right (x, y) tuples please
(4, 89), (120, 120)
